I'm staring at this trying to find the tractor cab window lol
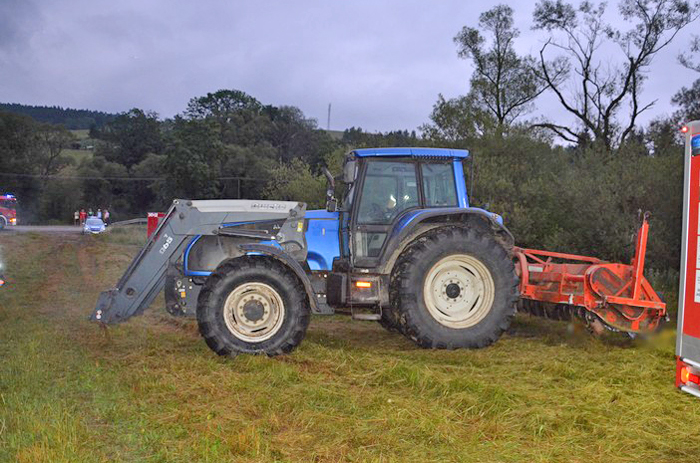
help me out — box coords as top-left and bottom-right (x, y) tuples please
(357, 161), (418, 225)
(353, 160), (419, 260)
(421, 163), (457, 207)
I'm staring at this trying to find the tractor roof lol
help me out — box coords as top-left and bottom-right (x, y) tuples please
(350, 147), (469, 159)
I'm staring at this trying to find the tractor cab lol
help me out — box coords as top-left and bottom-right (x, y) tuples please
(306, 148), (497, 272)
(336, 148), (470, 267)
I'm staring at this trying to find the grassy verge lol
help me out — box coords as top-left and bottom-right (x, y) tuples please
(0, 233), (699, 462)
(101, 225), (148, 247)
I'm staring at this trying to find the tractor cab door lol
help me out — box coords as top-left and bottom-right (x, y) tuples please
(349, 159), (421, 268)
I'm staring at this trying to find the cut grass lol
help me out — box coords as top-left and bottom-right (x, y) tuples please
(0, 232), (699, 462)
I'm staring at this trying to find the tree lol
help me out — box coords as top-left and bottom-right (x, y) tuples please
(678, 34), (700, 71)
(420, 94), (495, 144)
(185, 89), (266, 146)
(672, 73), (700, 122)
(161, 117), (224, 200)
(94, 108), (163, 169)
(341, 127), (423, 148)
(453, 5), (550, 131)
(0, 112), (43, 219)
(533, 0), (697, 149)
(266, 105), (333, 165)
(263, 158), (326, 208)
(75, 155), (130, 216)
(185, 89), (262, 122)
(36, 123), (75, 176)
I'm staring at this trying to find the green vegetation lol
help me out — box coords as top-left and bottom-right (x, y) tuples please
(0, 232), (699, 462)
(0, 103), (115, 129)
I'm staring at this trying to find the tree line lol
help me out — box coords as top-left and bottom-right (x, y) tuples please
(1, 0), (699, 305)
(0, 103), (116, 130)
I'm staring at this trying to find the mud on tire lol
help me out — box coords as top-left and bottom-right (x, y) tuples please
(391, 227), (518, 349)
(196, 256), (311, 356)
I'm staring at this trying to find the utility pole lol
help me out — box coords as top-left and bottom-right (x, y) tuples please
(327, 103), (331, 131)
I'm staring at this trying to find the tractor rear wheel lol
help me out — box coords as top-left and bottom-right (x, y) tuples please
(392, 227), (518, 349)
(196, 257), (311, 356)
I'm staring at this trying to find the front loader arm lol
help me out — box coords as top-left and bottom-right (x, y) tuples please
(92, 199), (306, 324)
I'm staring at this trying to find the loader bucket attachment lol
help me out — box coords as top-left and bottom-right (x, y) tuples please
(514, 214), (666, 334)
(90, 199), (307, 324)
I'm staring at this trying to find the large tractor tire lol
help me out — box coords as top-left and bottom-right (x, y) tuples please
(378, 280), (406, 334)
(196, 257), (311, 357)
(378, 307), (402, 333)
(391, 227), (518, 349)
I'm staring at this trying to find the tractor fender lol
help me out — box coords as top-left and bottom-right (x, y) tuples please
(377, 208), (514, 274)
(237, 243), (319, 313)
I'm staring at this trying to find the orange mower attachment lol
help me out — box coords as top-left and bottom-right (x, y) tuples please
(513, 213), (666, 334)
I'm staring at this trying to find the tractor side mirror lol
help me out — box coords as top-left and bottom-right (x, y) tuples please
(322, 167), (337, 213)
(343, 160), (356, 184)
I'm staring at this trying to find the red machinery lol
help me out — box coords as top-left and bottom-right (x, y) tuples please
(0, 193), (17, 228)
(514, 214), (667, 334)
(147, 212), (166, 238)
(676, 121), (700, 398)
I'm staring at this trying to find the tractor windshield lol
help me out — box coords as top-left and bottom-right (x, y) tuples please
(357, 161), (419, 225)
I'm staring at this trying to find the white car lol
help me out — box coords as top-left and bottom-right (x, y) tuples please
(83, 217), (106, 234)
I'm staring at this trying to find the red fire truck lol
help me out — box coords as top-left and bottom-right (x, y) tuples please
(0, 193), (18, 230)
(677, 122), (700, 397)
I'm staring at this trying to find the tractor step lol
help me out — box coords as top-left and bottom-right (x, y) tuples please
(352, 313), (382, 322)
(351, 312), (381, 321)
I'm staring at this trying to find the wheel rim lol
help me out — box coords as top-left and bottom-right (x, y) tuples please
(423, 254), (495, 329)
(223, 282), (285, 342)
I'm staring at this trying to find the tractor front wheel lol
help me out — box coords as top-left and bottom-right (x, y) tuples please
(392, 227), (518, 349)
(196, 257), (311, 356)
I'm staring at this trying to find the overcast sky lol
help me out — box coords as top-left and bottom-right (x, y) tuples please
(0, 0), (698, 133)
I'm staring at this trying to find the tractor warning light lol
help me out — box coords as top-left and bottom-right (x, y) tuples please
(355, 281), (372, 289)
(681, 125), (689, 133)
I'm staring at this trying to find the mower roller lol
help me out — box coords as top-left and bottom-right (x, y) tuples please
(515, 213), (666, 334)
(92, 147), (666, 357)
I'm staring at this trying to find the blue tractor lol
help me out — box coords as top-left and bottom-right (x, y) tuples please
(92, 148), (518, 356)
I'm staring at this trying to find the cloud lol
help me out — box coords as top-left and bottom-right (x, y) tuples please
(0, 0), (697, 133)
(0, 0), (41, 51)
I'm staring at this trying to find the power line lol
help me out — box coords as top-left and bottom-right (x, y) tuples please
(0, 172), (265, 182)
(0, 172), (160, 181)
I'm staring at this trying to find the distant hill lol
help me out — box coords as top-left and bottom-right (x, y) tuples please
(0, 103), (116, 129)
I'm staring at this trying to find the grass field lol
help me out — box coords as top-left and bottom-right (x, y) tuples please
(1, 230), (699, 462)
(62, 148), (93, 164)
(71, 129), (90, 140)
